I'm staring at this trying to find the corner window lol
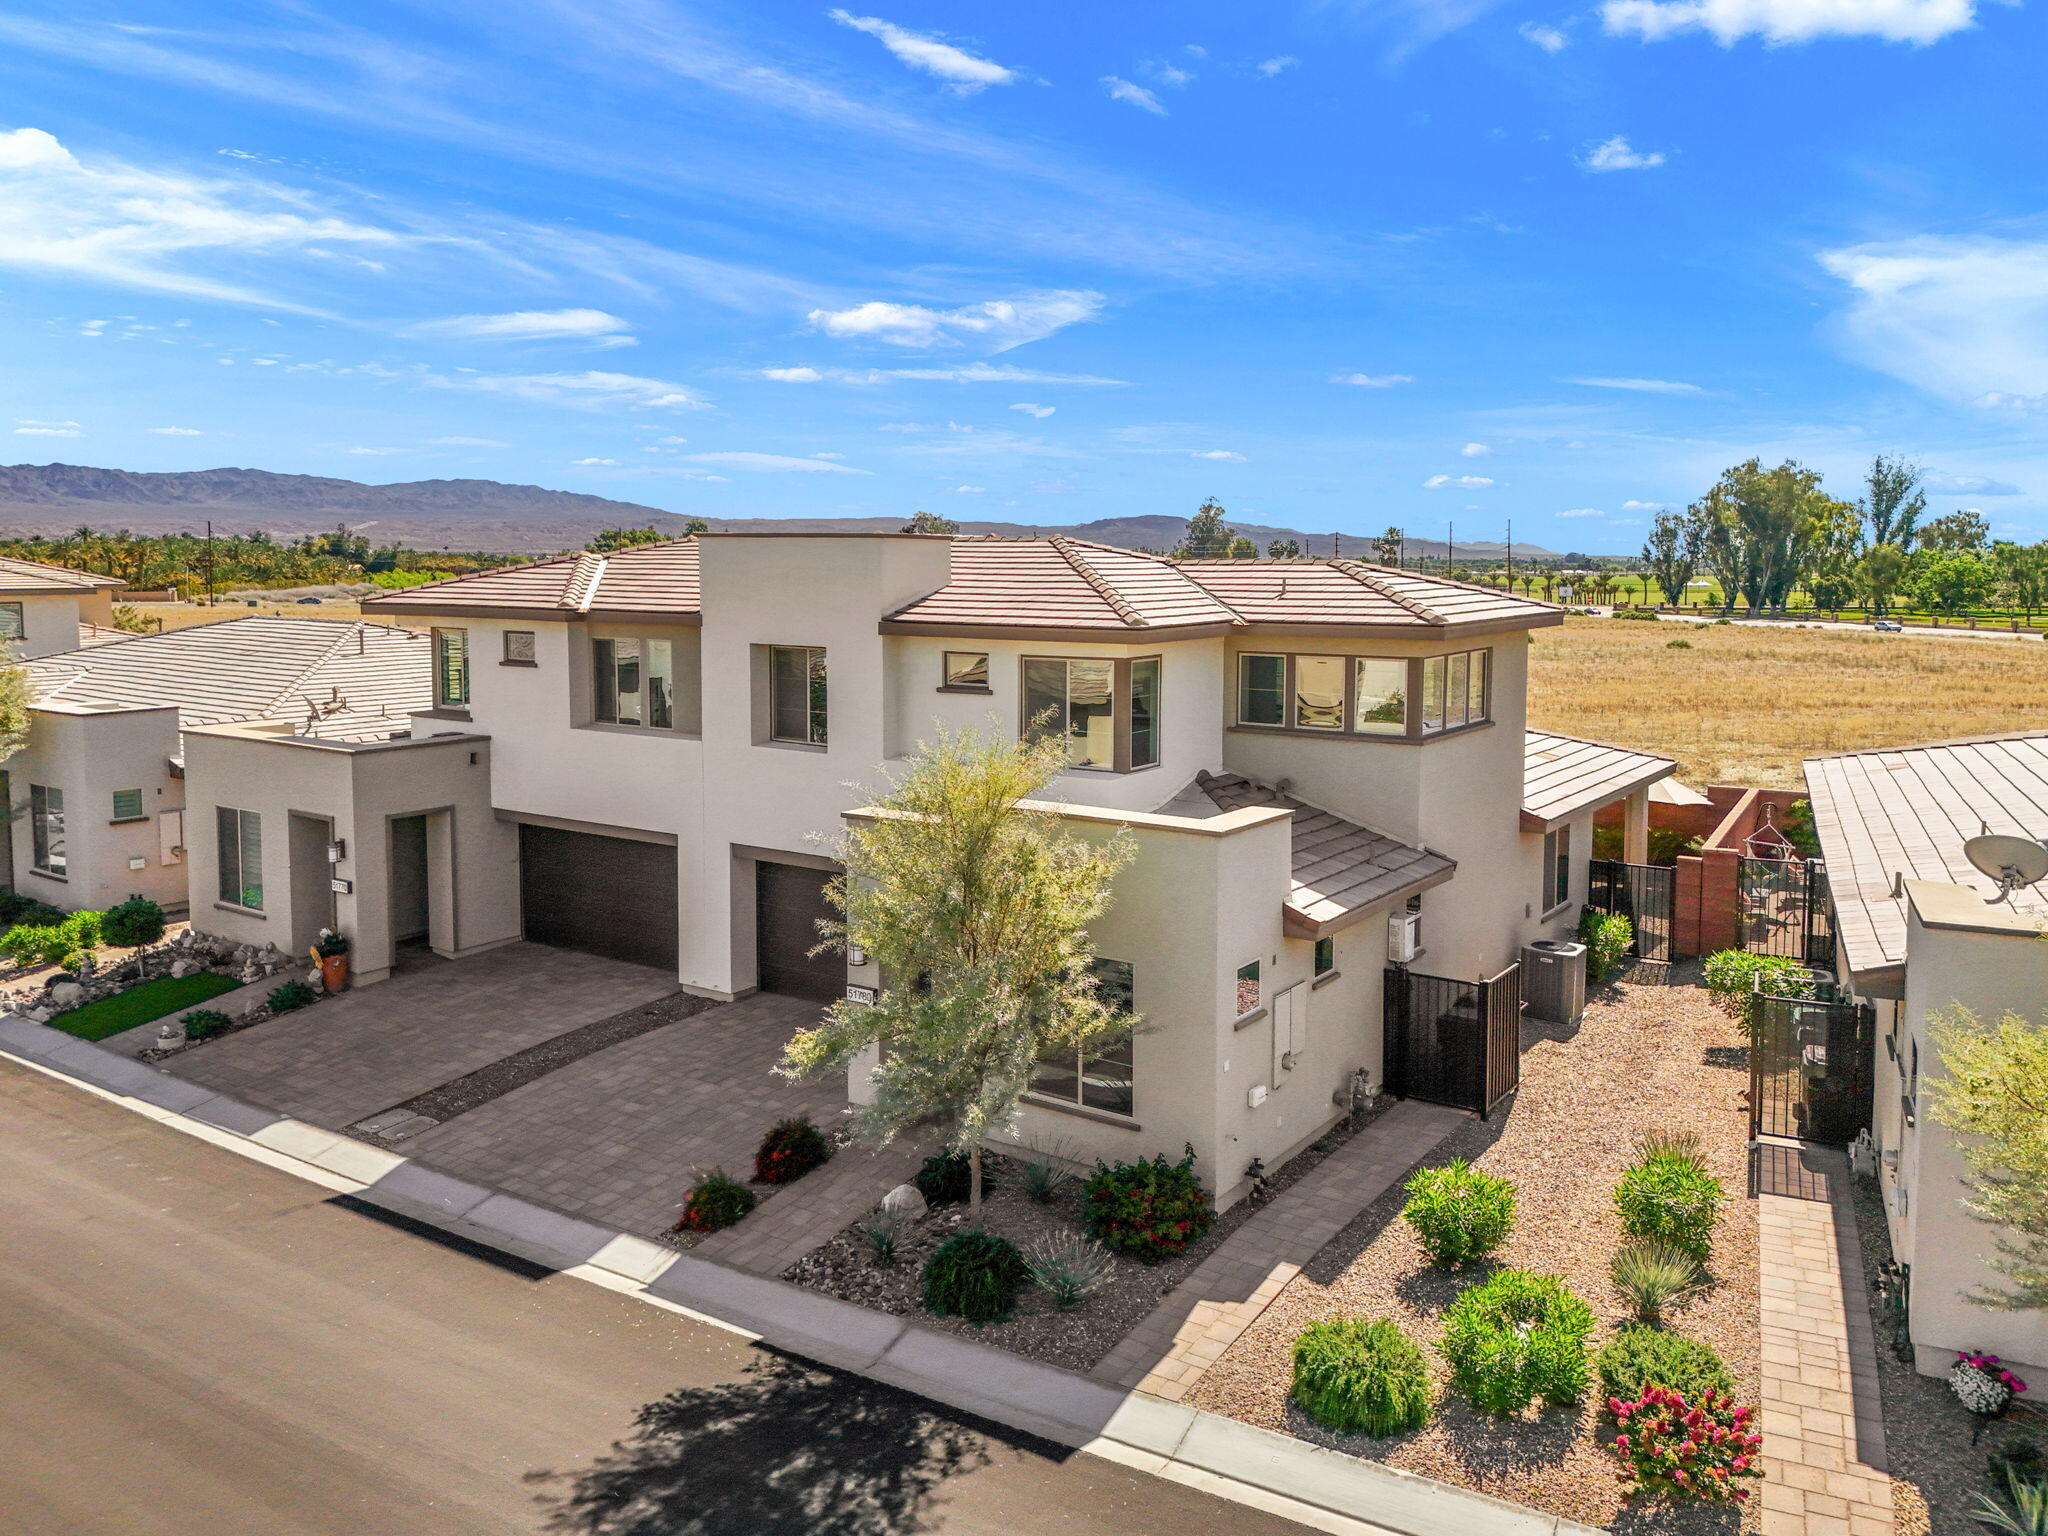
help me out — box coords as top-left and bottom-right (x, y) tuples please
(432, 627), (469, 709)
(1421, 649), (1489, 734)
(1236, 958), (1262, 1017)
(30, 784), (64, 876)
(770, 645), (828, 745)
(941, 651), (990, 691)
(1542, 826), (1571, 913)
(594, 637), (674, 729)
(1293, 655), (1345, 731)
(217, 806), (263, 910)
(0, 603), (21, 643)
(1031, 958), (1136, 1116)
(1353, 658), (1406, 735)
(111, 789), (144, 822)
(1238, 654), (1285, 726)
(1022, 656), (1162, 772)
(503, 630), (536, 664)
(1314, 936), (1335, 976)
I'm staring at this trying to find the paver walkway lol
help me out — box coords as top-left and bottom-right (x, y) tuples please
(695, 1136), (928, 1276)
(1756, 1143), (1893, 1536)
(1093, 1099), (1467, 1400)
(163, 944), (677, 1128)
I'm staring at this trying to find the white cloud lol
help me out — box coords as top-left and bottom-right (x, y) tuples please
(428, 435), (511, 447)
(1424, 474), (1495, 489)
(1925, 472), (2021, 494)
(13, 425), (82, 437)
(18, 418), (80, 427)
(1147, 60), (1196, 88)
(1581, 136), (1666, 172)
(1101, 77), (1167, 114)
(402, 309), (636, 347)
(571, 456), (619, 465)
(680, 452), (872, 473)
(1191, 449), (1246, 461)
(952, 484), (987, 494)
(427, 370), (708, 410)
(1256, 55), (1298, 76)
(1558, 506), (1606, 518)
(807, 289), (1104, 352)
(656, 435), (689, 445)
(1520, 21), (1571, 49)
(1010, 402), (1055, 419)
(1565, 375), (1702, 393)
(828, 10), (1018, 93)
(1331, 372), (1414, 388)
(760, 366), (823, 382)
(793, 362), (1128, 385)
(1601, 0), (1973, 44)
(1460, 441), (1491, 457)
(1622, 499), (1665, 511)
(345, 446), (400, 455)
(148, 425), (203, 435)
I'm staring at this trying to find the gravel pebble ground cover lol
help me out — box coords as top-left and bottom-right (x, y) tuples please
(1188, 969), (1761, 1533)
(1846, 1176), (2047, 1536)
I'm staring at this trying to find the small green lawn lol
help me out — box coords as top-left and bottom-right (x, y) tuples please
(47, 971), (243, 1042)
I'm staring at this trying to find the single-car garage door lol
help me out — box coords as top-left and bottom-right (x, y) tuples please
(519, 824), (678, 971)
(755, 860), (841, 1002)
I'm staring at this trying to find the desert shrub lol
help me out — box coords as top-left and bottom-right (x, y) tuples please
(58, 948), (93, 973)
(1611, 1240), (1706, 1322)
(1618, 609), (1660, 621)
(923, 1230), (1027, 1325)
(1616, 1157), (1723, 1264)
(0, 892), (60, 930)
(1291, 1317), (1433, 1437)
(1610, 1385), (1762, 1503)
(857, 1212), (899, 1267)
(1665, 638), (1692, 649)
(1597, 1326), (1733, 1408)
(1083, 1151), (1215, 1262)
(1577, 909), (1633, 984)
(1023, 1235), (1114, 1309)
(1438, 1268), (1596, 1415)
(100, 897), (167, 949)
(1401, 1158), (1516, 1269)
(1700, 950), (1814, 1032)
(753, 1117), (832, 1185)
(673, 1171), (756, 1233)
(179, 1008), (232, 1042)
(267, 979), (318, 1014)
(1018, 1142), (1079, 1204)
(3, 910), (103, 968)
(1631, 1128), (1703, 1167)
(914, 1151), (980, 1206)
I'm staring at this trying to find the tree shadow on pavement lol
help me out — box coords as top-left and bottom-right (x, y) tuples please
(527, 1352), (992, 1536)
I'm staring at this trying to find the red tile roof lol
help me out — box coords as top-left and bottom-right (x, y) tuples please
(0, 556), (126, 595)
(363, 541), (701, 620)
(883, 538), (1241, 634)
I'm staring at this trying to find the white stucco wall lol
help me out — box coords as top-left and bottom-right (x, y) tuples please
(3, 704), (187, 913)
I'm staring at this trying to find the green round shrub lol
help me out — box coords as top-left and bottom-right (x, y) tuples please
(1615, 1157), (1723, 1264)
(1400, 1158), (1516, 1269)
(180, 1009), (232, 1042)
(915, 1151), (982, 1206)
(1438, 1268), (1596, 1416)
(101, 897), (167, 949)
(923, 1229), (1028, 1325)
(267, 979), (318, 1014)
(1291, 1318), (1432, 1437)
(1083, 1151), (1215, 1262)
(1596, 1326), (1733, 1414)
(674, 1171), (756, 1234)
(1576, 910), (1633, 984)
(754, 1116), (832, 1185)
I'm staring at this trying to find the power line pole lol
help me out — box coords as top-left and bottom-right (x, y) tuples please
(1446, 520), (1454, 575)
(202, 520), (215, 606)
(1506, 517), (1514, 589)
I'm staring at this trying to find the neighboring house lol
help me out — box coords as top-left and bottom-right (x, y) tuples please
(0, 555), (126, 658)
(3, 617), (432, 915)
(1805, 732), (2048, 1383)
(178, 534), (1669, 1204)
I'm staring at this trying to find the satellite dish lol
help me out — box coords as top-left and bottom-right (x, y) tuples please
(1962, 834), (2048, 905)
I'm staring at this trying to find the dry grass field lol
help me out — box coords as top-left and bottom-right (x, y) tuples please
(1530, 616), (2048, 788)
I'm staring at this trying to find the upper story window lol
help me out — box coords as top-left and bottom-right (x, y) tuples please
(1236, 958), (1262, 1017)
(502, 630), (536, 665)
(1236, 649), (1489, 739)
(1314, 936), (1336, 977)
(111, 789), (145, 822)
(432, 627), (469, 710)
(594, 637), (674, 729)
(30, 784), (63, 876)
(1541, 825), (1571, 913)
(0, 603), (22, 644)
(1421, 649), (1489, 734)
(217, 806), (262, 910)
(940, 651), (990, 692)
(1022, 656), (1161, 772)
(770, 645), (828, 746)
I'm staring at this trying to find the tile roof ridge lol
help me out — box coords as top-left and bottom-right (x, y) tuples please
(1525, 725), (1675, 761)
(563, 550), (608, 612)
(1803, 728), (2048, 765)
(1049, 537), (1147, 627)
(1329, 558), (1446, 624)
(369, 548), (588, 599)
(259, 619), (371, 720)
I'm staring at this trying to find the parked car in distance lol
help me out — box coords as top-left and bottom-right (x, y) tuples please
(296, 596), (323, 605)
(1872, 620), (1903, 632)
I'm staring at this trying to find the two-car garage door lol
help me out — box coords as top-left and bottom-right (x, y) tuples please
(518, 824), (678, 971)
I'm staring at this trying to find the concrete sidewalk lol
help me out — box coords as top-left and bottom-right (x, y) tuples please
(0, 1013), (1600, 1536)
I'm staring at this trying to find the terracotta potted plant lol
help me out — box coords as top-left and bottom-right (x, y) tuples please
(312, 930), (351, 993)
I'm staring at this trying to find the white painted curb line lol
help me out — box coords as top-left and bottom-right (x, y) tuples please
(0, 1019), (1599, 1536)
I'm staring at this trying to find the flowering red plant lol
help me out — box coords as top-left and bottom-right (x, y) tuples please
(1959, 1351), (2029, 1396)
(1609, 1384), (1764, 1503)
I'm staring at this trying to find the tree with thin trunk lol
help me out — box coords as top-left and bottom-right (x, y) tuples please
(1860, 453), (1926, 553)
(778, 727), (1137, 1220)
(1372, 526), (1404, 566)
(1927, 1006), (2048, 1310)
(1641, 510), (1703, 608)
(1178, 499), (1235, 559)
(1857, 542), (1909, 617)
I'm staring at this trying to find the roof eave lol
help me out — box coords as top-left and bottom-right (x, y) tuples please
(1238, 611), (1564, 640)
(1520, 760), (1678, 832)
(1284, 859), (1458, 939)
(876, 619), (1239, 643)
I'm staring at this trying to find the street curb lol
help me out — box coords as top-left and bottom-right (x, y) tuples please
(0, 1028), (1601, 1536)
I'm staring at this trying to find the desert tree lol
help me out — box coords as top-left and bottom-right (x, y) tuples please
(1908, 549), (1994, 616)
(1860, 453), (1927, 553)
(1927, 1007), (2048, 1310)
(1178, 498), (1236, 559)
(1642, 510), (1703, 607)
(902, 509), (960, 535)
(1993, 541), (2048, 621)
(1266, 538), (1300, 559)
(1857, 543), (1910, 617)
(778, 727), (1138, 1219)
(1919, 508), (1991, 554)
(1371, 526), (1405, 566)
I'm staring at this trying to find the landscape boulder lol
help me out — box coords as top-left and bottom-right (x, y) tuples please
(46, 981), (85, 1011)
(879, 1183), (928, 1222)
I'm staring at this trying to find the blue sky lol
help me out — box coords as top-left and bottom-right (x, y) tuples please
(2, 0), (2045, 553)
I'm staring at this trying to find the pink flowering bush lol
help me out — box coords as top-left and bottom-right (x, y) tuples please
(1609, 1384), (1764, 1504)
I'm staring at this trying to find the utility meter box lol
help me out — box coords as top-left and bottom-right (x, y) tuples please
(1521, 939), (1587, 1026)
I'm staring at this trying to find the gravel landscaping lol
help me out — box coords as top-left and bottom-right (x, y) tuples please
(1186, 968), (1762, 1533)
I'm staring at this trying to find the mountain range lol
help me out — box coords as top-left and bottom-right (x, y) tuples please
(0, 464), (1559, 562)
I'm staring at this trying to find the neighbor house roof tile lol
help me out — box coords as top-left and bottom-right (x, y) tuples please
(0, 557), (126, 595)
(362, 540), (702, 620)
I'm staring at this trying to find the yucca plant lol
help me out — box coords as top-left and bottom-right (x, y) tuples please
(1630, 1129), (1704, 1168)
(857, 1212), (900, 1268)
(1974, 1466), (2048, 1536)
(1611, 1239), (1706, 1322)
(1023, 1234), (1114, 1309)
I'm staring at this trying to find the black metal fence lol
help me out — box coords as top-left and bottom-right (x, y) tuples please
(1384, 963), (1522, 1118)
(1738, 856), (1836, 967)
(1586, 859), (1676, 963)
(1748, 979), (1874, 1145)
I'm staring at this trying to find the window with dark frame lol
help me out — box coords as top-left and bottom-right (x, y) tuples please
(216, 806), (262, 910)
(1542, 825), (1571, 912)
(1314, 936), (1335, 976)
(941, 651), (989, 690)
(1021, 655), (1161, 772)
(1030, 957), (1136, 1116)
(1238, 653), (1285, 726)
(30, 784), (63, 876)
(0, 603), (22, 643)
(1237, 649), (1489, 737)
(593, 637), (674, 729)
(1236, 958), (1262, 1017)
(770, 645), (828, 745)
(111, 789), (144, 822)
(503, 630), (536, 664)
(432, 627), (469, 709)
(1421, 649), (1489, 733)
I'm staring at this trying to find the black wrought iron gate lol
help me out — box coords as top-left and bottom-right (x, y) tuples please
(1586, 859), (1675, 963)
(1384, 963), (1522, 1117)
(1748, 986), (1874, 1145)
(1738, 856), (1836, 967)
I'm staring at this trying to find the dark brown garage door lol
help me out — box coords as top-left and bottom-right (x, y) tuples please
(519, 824), (678, 971)
(755, 861), (841, 1002)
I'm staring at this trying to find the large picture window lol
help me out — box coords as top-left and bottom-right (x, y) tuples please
(770, 645), (828, 745)
(217, 806), (263, 910)
(432, 627), (469, 709)
(30, 784), (63, 876)
(1032, 958), (1136, 1116)
(1022, 656), (1162, 772)
(594, 637), (675, 729)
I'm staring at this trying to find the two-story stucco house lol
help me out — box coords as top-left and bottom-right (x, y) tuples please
(177, 534), (1670, 1203)
(0, 554), (127, 658)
